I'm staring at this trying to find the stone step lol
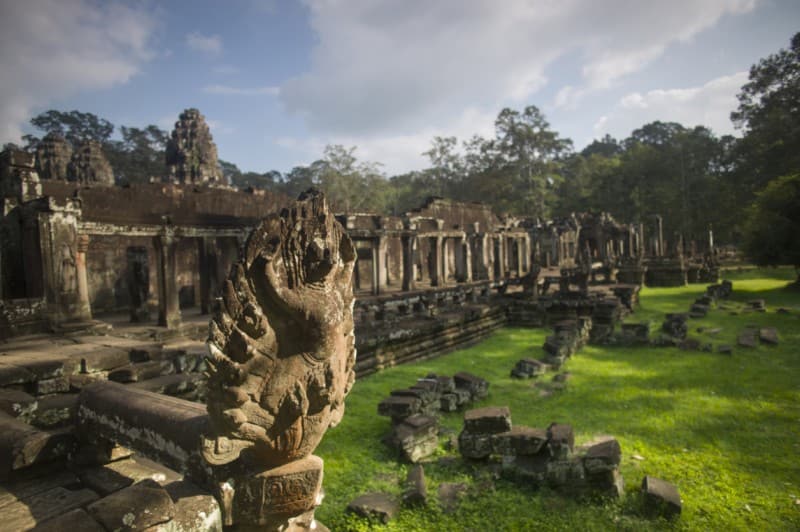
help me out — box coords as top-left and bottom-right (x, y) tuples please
(0, 412), (76, 480)
(4, 486), (99, 531)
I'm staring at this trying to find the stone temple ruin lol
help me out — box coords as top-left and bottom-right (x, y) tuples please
(0, 108), (702, 528)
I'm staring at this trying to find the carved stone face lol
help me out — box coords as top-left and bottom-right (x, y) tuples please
(203, 190), (356, 467)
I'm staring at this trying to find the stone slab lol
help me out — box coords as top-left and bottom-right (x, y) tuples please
(87, 479), (175, 531)
(492, 426), (548, 456)
(0, 413), (75, 479)
(642, 475), (682, 518)
(347, 492), (398, 523)
(29, 508), (105, 532)
(0, 469), (80, 509)
(403, 465), (427, 506)
(4, 486), (99, 531)
(162, 480), (223, 532)
(463, 406), (512, 434)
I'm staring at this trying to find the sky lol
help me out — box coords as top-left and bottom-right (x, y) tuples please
(0, 0), (798, 176)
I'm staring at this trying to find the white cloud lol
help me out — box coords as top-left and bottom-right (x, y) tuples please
(203, 84), (280, 96)
(185, 32), (222, 55)
(279, 0), (756, 171)
(0, 0), (156, 144)
(593, 71), (749, 139)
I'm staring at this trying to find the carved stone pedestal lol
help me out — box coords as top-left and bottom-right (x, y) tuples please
(226, 455), (326, 531)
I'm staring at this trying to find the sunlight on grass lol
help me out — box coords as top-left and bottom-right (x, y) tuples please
(316, 268), (800, 530)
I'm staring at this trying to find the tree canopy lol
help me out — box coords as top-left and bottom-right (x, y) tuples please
(742, 173), (800, 281)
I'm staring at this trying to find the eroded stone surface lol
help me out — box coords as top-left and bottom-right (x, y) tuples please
(203, 190), (356, 468)
(347, 493), (398, 524)
(166, 109), (224, 185)
(87, 479), (175, 530)
(642, 475), (682, 518)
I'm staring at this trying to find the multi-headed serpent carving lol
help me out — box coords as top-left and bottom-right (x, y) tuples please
(202, 189), (356, 467)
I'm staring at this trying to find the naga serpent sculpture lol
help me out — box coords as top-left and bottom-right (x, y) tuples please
(202, 189), (356, 468)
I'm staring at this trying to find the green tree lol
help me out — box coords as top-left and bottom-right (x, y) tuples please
(492, 105), (572, 217)
(731, 32), (800, 188)
(423, 136), (463, 197)
(29, 109), (114, 148)
(742, 173), (800, 284)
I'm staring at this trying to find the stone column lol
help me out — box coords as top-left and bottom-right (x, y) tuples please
(371, 237), (384, 295)
(516, 237), (524, 277)
(454, 235), (473, 283)
(198, 236), (219, 315)
(463, 236), (473, 282)
(401, 235), (416, 292)
(75, 233), (92, 320)
(655, 215), (664, 257)
(155, 229), (181, 328)
(430, 236), (442, 287)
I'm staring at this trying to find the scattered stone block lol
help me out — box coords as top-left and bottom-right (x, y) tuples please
(437, 482), (467, 514)
(463, 406), (511, 434)
(378, 395), (421, 421)
(759, 327), (779, 345)
(641, 475), (682, 518)
(718, 344), (733, 355)
(661, 314), (688, 339)
(454, 387), (472, 406)
(582, 438), (621, 473)
(458, 431), (494, 459)
(492, 426), (548, 456)
(547, 423), (574, 459)
(87, 479), (175, 531)
(586, 468), (625, 498)
(737, 329), (758, 348)
(431, 374), (456, 393)
(403, 464), (427, 506)
(552, 372), (572, 383)
(347, 493), (398, 523)
(747, 299), (766, 312)
(391, 415), (439, 463)
(511, 358), (548, 379)
(679, 338), (701, 351)
(454, 371), (489, 399)
(440, 393), (459, 412)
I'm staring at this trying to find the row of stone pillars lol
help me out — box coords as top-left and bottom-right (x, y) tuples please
(359, 233), (529, 296)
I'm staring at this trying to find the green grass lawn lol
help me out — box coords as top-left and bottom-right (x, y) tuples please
(315, 268), (800, 531)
